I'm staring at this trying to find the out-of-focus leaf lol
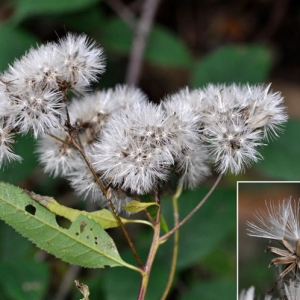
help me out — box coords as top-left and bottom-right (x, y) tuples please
(0, 182), (126, 268)
(0, 26), (39, 71)
(179, 279), (236, 300)
(62, 9), (106, 37)
(160, 214), (169, 233)
(10, 0), (99, 24)
(145, 26), (192, 67)
(100, 19), (192, 67)
(257, 119), (300, 180)
(100, 18), (132, 54)
(191, 45), (273, 87)
(0, 261), (49, 300)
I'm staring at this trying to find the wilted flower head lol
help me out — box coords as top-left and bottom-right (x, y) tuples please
(247, 198), (300, 247)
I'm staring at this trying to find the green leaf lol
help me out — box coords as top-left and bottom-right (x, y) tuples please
(28, 191), (149, 229)
(0, 260), (49, 300)
(191, 45), (273, 87)
(123, 200), (158, 214)
(257, 119), (300, 180)
(10, 0), (99, 24)
(0, 26), (39, 72)
(0, 182), (126, 268)
(145, 26), (192, 67)
(160, 214), (169, 233)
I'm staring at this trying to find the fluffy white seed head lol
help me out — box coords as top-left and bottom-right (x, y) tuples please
(67, 154), (133, 214)
(36, 129), (77, 177)
(0, 119), (22, 167)
(178, 84), (287, 174)
(68, 85), (147, 146)
(163, 92), (210, 187)
(247, 198), (300, 248)
(92, 97), (211, 194)
(7, 88), (65, 138)
(93, 102), (174, 194)
(56, 33), (105, 93)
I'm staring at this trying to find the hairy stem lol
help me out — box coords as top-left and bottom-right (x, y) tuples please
(160, 173), (223, 242)
(160, 183), (182, 299)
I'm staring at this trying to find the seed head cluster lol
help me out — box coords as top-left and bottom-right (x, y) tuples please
(0, 33), (288, 212)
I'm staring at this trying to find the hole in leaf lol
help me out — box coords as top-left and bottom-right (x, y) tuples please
(80, 221), (87, 233)
(86, 235), (90, 239)
(25, 205), (36, 215)
(76, 232), (79, 236)
(55, 215), (72, 229)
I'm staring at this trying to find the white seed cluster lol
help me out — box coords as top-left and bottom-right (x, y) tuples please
(0, 33), (288, 212)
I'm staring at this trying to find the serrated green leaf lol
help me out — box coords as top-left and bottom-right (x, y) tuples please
(123, 200), (158, 214)
(0, 182), (126, 268)
(10, 0), (99, 24)
(191, 45), (273, 87)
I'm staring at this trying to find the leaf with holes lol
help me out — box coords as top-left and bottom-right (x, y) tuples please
(0, 182), (128, 268)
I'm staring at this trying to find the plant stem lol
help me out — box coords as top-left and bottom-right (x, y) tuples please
(160, 173), (223, 242)
(125, 0), (162, 85)
(160, 183), (182, 299)
(71, 138), (144, 269)
(137, 205), (161, 300)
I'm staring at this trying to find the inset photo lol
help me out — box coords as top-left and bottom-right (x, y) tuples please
(238, 181), (300, 299)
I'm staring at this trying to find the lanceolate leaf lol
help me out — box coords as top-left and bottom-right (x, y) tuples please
(123, 200), (158, 214)
(0, 182), (126, 268)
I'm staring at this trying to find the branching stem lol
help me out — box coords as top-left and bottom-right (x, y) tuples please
(160, 173), (223, 242)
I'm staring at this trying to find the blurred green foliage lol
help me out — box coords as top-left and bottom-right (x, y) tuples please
(0, 0), (297, 299)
